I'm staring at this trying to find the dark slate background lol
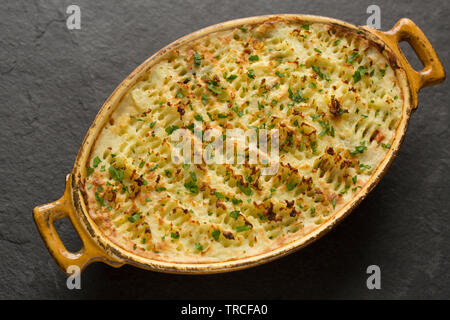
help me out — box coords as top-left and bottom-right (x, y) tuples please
(1, 0), (449, 299)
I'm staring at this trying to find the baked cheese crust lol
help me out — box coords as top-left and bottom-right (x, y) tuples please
(84, 19), (402, 263)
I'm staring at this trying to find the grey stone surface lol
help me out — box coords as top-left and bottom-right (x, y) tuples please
(0, 0), (449, 299)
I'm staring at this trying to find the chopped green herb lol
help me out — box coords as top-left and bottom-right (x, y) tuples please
(381, 143), (391, 149)
(201, 94), (208, 105)
(353, 66), (368, 83)
(212, 229), (220, 241)
(247, 69), (256, 79)
(236, 225), (251, 232)
(249, 55), (259, 61)
(128, 212), (140, 223)
(312, 65), (330, 81)
(87, 167), (94, 176)
(237, 182), (253, 196)
(171, 232), (180, 239)
(165, 125), (179, 135)
(288, 87), (306, 103)
(109, 166), (124, 182)
(230, 210), (240, 220)
(184, 181), (198, 194)
(195, 242), (204, 251)
(156, 187), (166, 192)
(226, 74), (238, 82)
(207, 81), (222, 94)
(149, 121), (156, 128)
(350, 141), (367, 156)
(257, 213), (267, 221)
(232, 197), (243, 205)
(346, 52), (360, 64)
(139, 161), (145, 169)
(194, 114), (204, 122)
(287, 180), (297, 191)
(193, 52), (202, 66)
(149, 163), (158, 172)
(93, 156), (101, 168)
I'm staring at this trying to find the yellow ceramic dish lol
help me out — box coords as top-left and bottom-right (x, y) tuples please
(34, 15), (445, 275)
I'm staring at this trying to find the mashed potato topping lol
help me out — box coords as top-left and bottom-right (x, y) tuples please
(84, 19), (402, 262)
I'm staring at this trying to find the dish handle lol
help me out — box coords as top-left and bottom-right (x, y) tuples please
(375, 18), (445, 108)
(33, 175), (123, 275)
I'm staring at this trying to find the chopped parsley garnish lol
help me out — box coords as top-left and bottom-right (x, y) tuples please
(312, 65), (330, 81)
(176, 91), (184, 99)
(230, 210), (240, 220)
(95, 191), (104, 206)
(301, 24), (310, 30)
(332, 198), (336, 209)
(308, 82), (317, 89)
(257, 213), (267, 221)
(165, 125), (179, 135)
(93, 156), (101, 168)
(288, 87), (306, 103)
(226, 74), (238, 82)
(193, 52), (202, 66)
(352, 175), (358, 184)
(87, 167), (94, 176)
(109, 166), (124, 182)
(236, 225), (251, 232)
(232, 197), (243, 205)
(212, 229), (220, 241)
(149, 121), (156, 129)
(334, 39), (341, 46)
(149, 163), (158, 172)
(128, 212), (140, 223)
(381, 143), (391, 149)
(156, 187), (166, 192)
(353, 66), (368, 83)
(287, 180), (298, 191)
(215, 191), (225, 199)
(232, 104), (243, 117)
(207, 81), (222, 94)
(237, 182), (253, 196)
(194, 114), (204, 122)
(247, 69), (256, 79)
(314, 48), (322, 53)
(318, 120), (332, 136)
(201, 94), (208, 105)
(359, 162), (371, 170)
(189, 171), (197, 182)
(346, 52), (360, 64)
(139, 161), (145, 169)
(240, 27), (248, 32)
(171, 232), (180, 239)
(195, 242), (204, 251)
(350, 141), (367, 156)
(184, 181), (198, 194)
(249, 55), (259, 61)
(275, 70), (284, 78)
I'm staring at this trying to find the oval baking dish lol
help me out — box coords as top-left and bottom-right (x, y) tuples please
(34, 14), (445, 275)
